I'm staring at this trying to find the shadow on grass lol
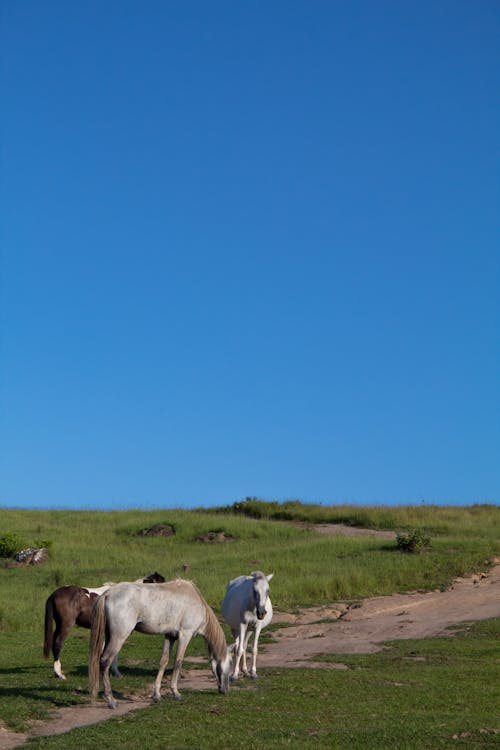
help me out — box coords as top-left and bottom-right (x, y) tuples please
(0, 683), (87, 706)
(70, 664), (158, 679)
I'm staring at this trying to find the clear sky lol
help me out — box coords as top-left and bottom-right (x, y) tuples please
(1, 1), (498, 510)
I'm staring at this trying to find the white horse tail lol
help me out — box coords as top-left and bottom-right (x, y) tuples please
(88, 594), (106, 699)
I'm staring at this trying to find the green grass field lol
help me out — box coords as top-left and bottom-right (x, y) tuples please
(0, 502), (499, 748)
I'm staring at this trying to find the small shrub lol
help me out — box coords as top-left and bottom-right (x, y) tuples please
(0, 532), (24, 558)
(396, 529), (431, 553)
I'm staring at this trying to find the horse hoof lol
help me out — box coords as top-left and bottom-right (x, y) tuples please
(152, 694), (161, 703)
(230, 674), (239, 682)
(250, 673), (259, 680)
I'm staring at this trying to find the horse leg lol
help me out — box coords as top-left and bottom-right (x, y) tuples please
(249, 621), (263, 678)
(111, 656), (121, 677)
(169, 632), (191, 700)
(229, 633), (240, 677)
(100, 636), (125, 709)
(241, 628), (253, 677)
(152, 635), (175, 702)
(100, 657), (116, 710)
(52, 620), (74, 680)
(231, 623), (248, 680)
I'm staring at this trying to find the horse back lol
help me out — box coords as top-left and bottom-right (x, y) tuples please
(52, 585), (95, 629)
(75, 591), (97, 628)
(222, 576), (273, 629)
(221, 576), (254, 625)
(105, 580), (206, 636)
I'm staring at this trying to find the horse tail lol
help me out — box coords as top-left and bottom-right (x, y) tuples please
(43, 594), (54, 658)
(88, 594), (106, 699)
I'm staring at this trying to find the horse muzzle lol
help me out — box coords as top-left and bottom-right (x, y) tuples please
(257, 609), (266, 620)
(218, 675), (230, 694)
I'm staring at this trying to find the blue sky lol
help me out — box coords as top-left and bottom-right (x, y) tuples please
(1, 1), (498, 510)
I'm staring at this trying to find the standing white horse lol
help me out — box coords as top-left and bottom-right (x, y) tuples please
(221, 571), (273, 680)
(89, 579), (231, 709)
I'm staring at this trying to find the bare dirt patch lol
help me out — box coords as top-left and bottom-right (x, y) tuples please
(267, 558), (500, 668)
(2, 524), (499, 749)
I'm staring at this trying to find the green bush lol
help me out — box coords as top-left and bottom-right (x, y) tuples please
(396, 528), (431, 553)
(0, 532), (24, 558)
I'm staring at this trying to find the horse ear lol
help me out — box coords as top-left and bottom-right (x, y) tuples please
(267, 573), (274, 582)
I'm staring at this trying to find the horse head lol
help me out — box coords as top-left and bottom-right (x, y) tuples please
(211, 647), (232, 694)
(143, 572), (165, 583)
(251, 571), (273, 620)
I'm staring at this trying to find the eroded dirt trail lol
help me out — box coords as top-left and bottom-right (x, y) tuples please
(267, 558), (500, 668)
(1, 526), (499, 749)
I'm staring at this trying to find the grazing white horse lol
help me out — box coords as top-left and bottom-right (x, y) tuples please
(221, 571), (274, 680)
(89, 579), (232, 709)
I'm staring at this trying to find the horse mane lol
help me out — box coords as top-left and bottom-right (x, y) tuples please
(203, 603), (228, 660)
(184, 579), (227, 661)
(251, 570), (266, 580)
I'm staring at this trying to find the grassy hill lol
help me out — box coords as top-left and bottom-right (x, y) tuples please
(0, 502), (498, 747)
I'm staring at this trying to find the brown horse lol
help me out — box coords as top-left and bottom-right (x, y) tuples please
(44, 572), (165, 679)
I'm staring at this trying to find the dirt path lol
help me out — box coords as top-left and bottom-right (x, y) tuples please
(267, 559), (500, 667)
(1, 525), (499, 749)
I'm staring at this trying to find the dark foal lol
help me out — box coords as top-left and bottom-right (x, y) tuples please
(43, 572), (165, 679)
